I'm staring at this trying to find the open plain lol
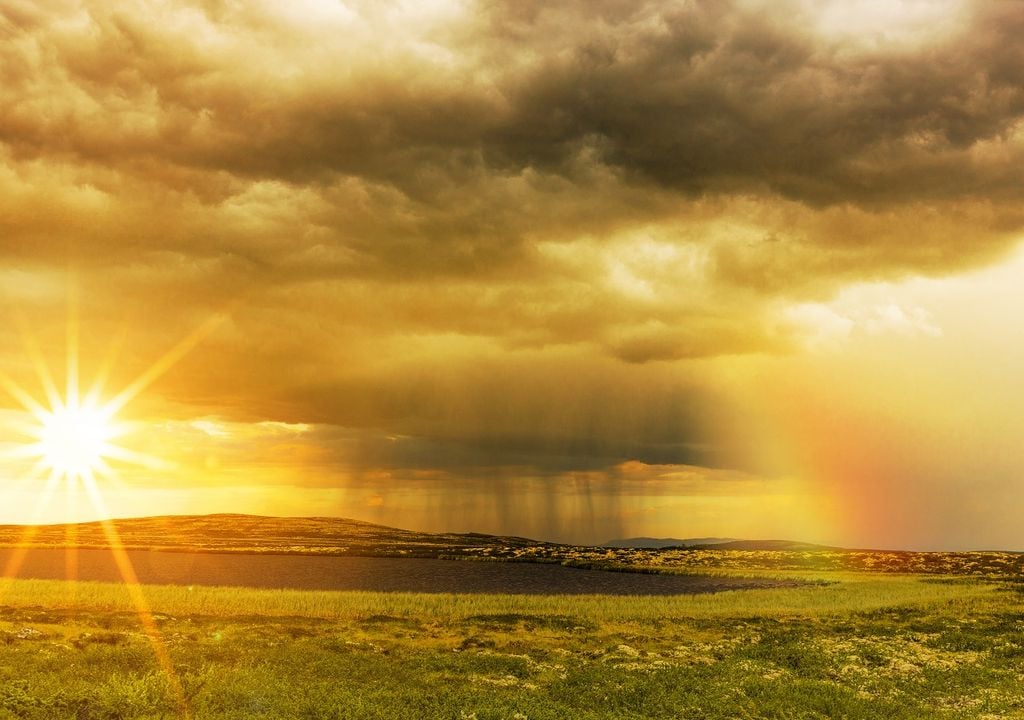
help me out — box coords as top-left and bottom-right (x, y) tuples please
(0, 517), (1021, 719)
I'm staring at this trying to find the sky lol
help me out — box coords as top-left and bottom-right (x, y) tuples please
(1, 0), (1023, 549)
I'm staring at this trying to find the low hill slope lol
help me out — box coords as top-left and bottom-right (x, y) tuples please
(0, 514), (547, 557)
(603, 537), (738, 548)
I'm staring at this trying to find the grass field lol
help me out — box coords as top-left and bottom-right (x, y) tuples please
(1, 569), (1022, 719)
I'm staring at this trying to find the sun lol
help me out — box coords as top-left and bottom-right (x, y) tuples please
(35, 400), (119, 478)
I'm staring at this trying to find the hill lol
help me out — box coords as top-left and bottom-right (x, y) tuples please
(0, 515), (837, 558)
(601, 538), (836, 550)
(602, 537), (738, 548)
(0, 514), (549, 558)
(3, 515), (1023, 577)
(699, 539), (838, 551)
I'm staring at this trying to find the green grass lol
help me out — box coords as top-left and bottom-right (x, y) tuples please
(0, 573), (998, 621)
(1, 573), (1022, 719)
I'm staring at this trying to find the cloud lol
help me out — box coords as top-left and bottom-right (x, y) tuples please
(786, 298), (942, 352)
(1, 0), (1022, 523)
(498, 1), (1023, 200)
(3, 1), (1023, 274)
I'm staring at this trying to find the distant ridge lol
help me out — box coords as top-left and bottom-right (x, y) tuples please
(0, 514), (549, 558)
(602, 537), (738, 549)
(700, 539), (837, 551)
(0, 514), (836, 557)
(603, 537), (837, 551)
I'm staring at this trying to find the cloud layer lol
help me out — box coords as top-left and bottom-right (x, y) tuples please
(1, 0), (1022, 540)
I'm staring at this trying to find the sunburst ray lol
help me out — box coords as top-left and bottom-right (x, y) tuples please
(81, 469), (191, 719)
(0, 289), (236, 720)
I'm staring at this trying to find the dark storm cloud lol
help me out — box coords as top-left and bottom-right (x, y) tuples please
(25, 0), (1013, 209)
(2, 0), (1022, 279)
(5, 2), (1024, 202)
(480, 1), (1024, 204)
(295, 363), (730, 471)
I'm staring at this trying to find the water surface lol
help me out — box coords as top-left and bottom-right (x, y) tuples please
(1, 548), (788, 595)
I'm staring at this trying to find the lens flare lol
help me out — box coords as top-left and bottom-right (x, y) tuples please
(0, 289), (232, 720)
(35, 401), (118, 478)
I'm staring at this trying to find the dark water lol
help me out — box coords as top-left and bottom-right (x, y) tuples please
(1, 548), (784, 595)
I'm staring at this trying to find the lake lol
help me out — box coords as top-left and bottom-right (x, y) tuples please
(0, 547), (791, 595)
